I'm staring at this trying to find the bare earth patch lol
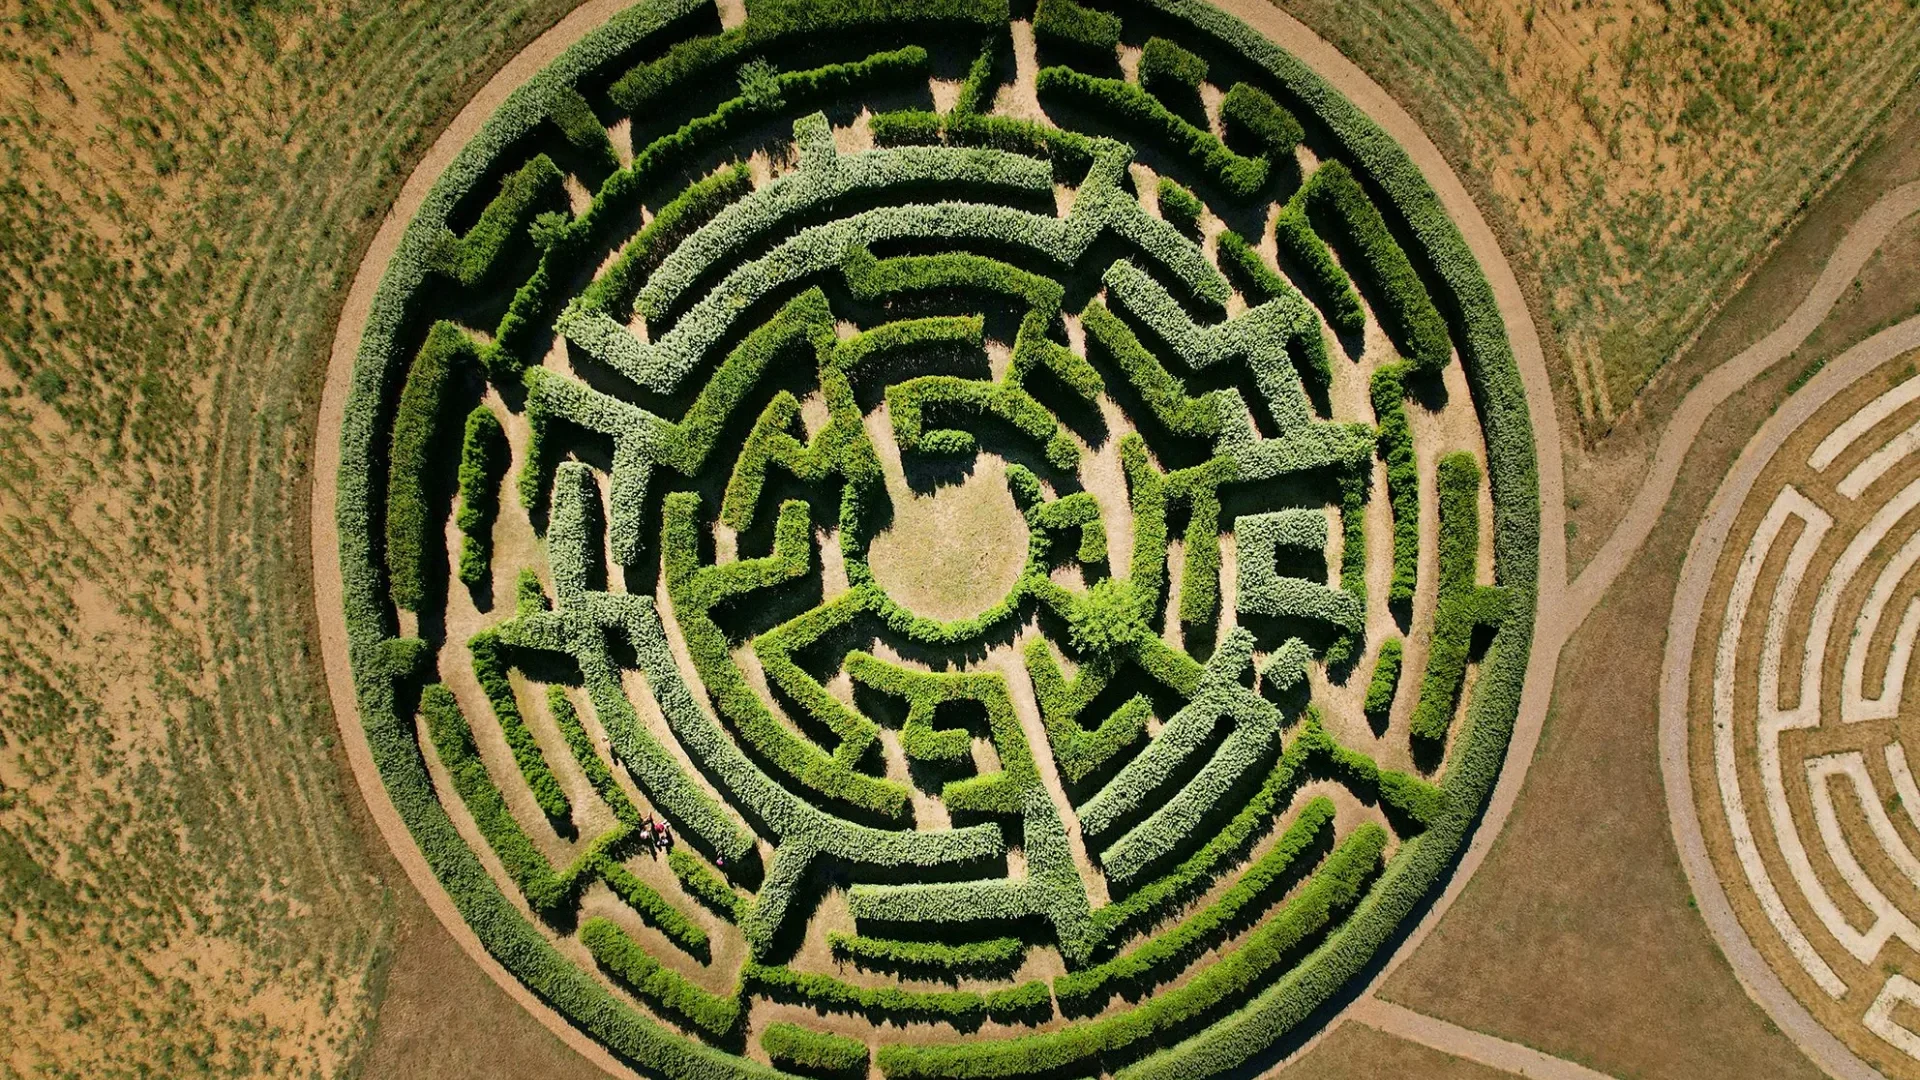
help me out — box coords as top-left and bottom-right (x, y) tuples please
(865, 415), (1032, 623)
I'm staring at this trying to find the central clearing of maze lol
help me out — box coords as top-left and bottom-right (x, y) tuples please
(323, 1), (1541, 1077)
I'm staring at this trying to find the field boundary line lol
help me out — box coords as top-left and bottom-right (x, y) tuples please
(1351, 997), (1621, 1080)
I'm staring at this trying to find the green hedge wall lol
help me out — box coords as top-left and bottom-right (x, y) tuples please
(1370, 360), (1420, 609)
(1138, 36), (1206, 107)
(762, 1023), (870, 1077)
(1303, 160), (1452, 373)
(454, 406), (506, 586)
(1032, 0), (1122, 53)
(1409, 452), (1507, 745)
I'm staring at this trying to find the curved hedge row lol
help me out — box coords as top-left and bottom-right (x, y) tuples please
(454, 406), (506, 586)
(876, 824), (1388, 1078)
(762, 1023), (870, 1077)
(828, 932), (1026, 976)
(1302, 161), (1452, 373)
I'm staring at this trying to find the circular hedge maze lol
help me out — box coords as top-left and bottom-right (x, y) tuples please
(1670, 345), (1920, 1077)
(329, 1), (1540, 1076)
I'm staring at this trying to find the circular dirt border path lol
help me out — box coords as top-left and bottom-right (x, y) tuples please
(308, 2), (1569, 1076)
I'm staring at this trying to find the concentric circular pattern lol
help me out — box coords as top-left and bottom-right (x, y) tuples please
(1674, 346), (1920, 1078)
(329, 2), (1539, 1077)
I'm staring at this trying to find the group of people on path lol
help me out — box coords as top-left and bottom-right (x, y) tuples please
(637, 813), (724, 870)
(639, 815), (673, 853)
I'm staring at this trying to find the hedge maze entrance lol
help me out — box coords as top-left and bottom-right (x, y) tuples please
(328, 1), (1541, 1075)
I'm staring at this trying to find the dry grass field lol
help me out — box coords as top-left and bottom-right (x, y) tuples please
(0, 2), (584, 1075)
(2, 0), (1916, 1076)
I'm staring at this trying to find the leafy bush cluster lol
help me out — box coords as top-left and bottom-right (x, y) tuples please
(1155, 175), (1202, 237)
(1220, 83), (1302, 158)
(1025, 638), (1151, 786)
(422, 680), (718, 962)
(608, 0), (1007, 111)
(425, 154), (565, 286)
(467, 630), (572, 822)
(1032, 0), (1122, 54)
(877, 822), (1388, 1078)
(1273, 198), (1365, 338)
(662, 492), (913, 821)
(669, 849), (750, 923)
(1234, 509), (1364, 636)
(1056, 796), (1333, 1013)
(762, 1023), (870, 1077)
(872, 39), (1099, 175)
(385, 323), (483, 612)
(454, 407), (507, 586)
(1138, 37), (1207, 106)
(1363, 637), (1403, 719)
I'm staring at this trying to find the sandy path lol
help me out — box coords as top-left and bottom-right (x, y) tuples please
(1657, 310), (1920, 1080)
(308, 4), (660, 1078)
(1350, 998), (1619, 1080)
